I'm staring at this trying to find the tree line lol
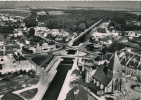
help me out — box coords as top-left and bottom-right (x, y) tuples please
(24, 10), (140, 34)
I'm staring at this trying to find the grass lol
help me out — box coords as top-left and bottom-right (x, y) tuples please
(20, 88), (38, 99)
(0, 72), (40, 95)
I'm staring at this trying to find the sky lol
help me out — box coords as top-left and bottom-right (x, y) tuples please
(0, 1), (141, 9)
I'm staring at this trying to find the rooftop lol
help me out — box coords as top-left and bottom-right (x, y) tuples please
(93, 66), (111, 86)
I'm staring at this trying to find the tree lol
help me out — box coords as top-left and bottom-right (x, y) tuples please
(138, 15), (141, 21)
(71, 69), (81, 76)
(29, 28), (35, 36)
(24, 17), (37, 28)
(89, 36), (95, 43)
(85, 44), (95, 52)
(28, 70), (35, 77)
(76, 23), (86, 32)
(105, 97), (114, 100)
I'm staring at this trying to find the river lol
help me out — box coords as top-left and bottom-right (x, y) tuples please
(42, 58), (74, 100)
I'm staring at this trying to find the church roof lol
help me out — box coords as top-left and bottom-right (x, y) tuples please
(107, 52), (122, 70)
(93, 69), (112, 86)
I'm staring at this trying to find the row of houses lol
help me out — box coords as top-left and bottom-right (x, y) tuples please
(120, 51), (141, 77)
(94, 49), (141, 79)
(0, 14), (25, 22)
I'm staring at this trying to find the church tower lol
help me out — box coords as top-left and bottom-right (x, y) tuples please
(107, 52), (122, 92)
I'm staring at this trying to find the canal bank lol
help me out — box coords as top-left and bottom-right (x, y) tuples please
(42, 58), (74, 100)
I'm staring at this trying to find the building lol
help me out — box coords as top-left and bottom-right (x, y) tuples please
(50, 29), (60, 36)
(116, 36), (129, 43)
(37, 11), (46, 15)
(91, 53), (122, 95)
(0, 34), (4, 46)
(94, 53), (113, 65)
(120, 52), (141, 77)
(92, 27), (111, 38)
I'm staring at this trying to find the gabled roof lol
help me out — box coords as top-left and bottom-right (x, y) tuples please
(93, 69), (112, 86)
(138, 64), (141, 70)
(117, 36), (128, 42)
(107, 52), (122, 71)
(120, 58), (128, 65)
(132, 54), (140, 62)
(125, 52), (133, 58)
(94, 53), (112, 61)
(127, 60), (139, 69)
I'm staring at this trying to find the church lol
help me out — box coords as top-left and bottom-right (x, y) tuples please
(91, 52), (122, 95)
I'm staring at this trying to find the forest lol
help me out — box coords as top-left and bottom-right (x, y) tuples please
(24, 10), (140, 34)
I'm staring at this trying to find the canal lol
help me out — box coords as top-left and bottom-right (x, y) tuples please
(42, 58), (74, 100)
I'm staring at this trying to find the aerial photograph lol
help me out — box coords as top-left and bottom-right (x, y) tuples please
(0, 1), (141, 100)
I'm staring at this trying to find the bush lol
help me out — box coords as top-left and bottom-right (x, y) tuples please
(71, 69), (81, 76)
(28, 70), (35, 78)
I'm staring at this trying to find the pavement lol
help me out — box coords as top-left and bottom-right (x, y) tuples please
(57, 57), (78, 100)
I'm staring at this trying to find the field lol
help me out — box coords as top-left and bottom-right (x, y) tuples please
(0, 8), (30, 16)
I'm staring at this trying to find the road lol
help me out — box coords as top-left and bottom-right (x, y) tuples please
(68, 19), (103, 46)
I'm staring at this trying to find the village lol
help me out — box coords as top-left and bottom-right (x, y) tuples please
(0, 1), (141, 100)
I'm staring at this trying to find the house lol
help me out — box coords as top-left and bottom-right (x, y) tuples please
(94, 53), (113, 65)
(126, 31), (138, 37)
(66, 85), (98, 100)
(50, 29), (60, 36)
(34, 27), (50, 36)
(37, 11), (46, 15)
(0, 34), (4, 46)
(120, 52), (141, 77)
(92, 28), (111, 38)
(99, 36), (113, 45)
(59, 30), (69, 37)
(48, 11), (64, 15)
(36, 42), (56, 53)
(13, 28), (23, 37)
(116, 36), (129, 43)
(91, 53), (122, 95)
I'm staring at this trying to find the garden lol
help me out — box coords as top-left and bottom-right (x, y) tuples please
(20, 88), (38, 99)
(0, 70), (40, 95)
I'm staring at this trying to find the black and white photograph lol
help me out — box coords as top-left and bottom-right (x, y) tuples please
(0, 1), (141, 100)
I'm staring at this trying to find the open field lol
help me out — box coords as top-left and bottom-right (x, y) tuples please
(0, 8), (30, 16)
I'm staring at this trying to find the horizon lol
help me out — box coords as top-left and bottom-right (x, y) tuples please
(0, 1), (141, 10)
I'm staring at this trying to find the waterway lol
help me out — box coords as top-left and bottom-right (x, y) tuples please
(42, 58), (74, 100)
